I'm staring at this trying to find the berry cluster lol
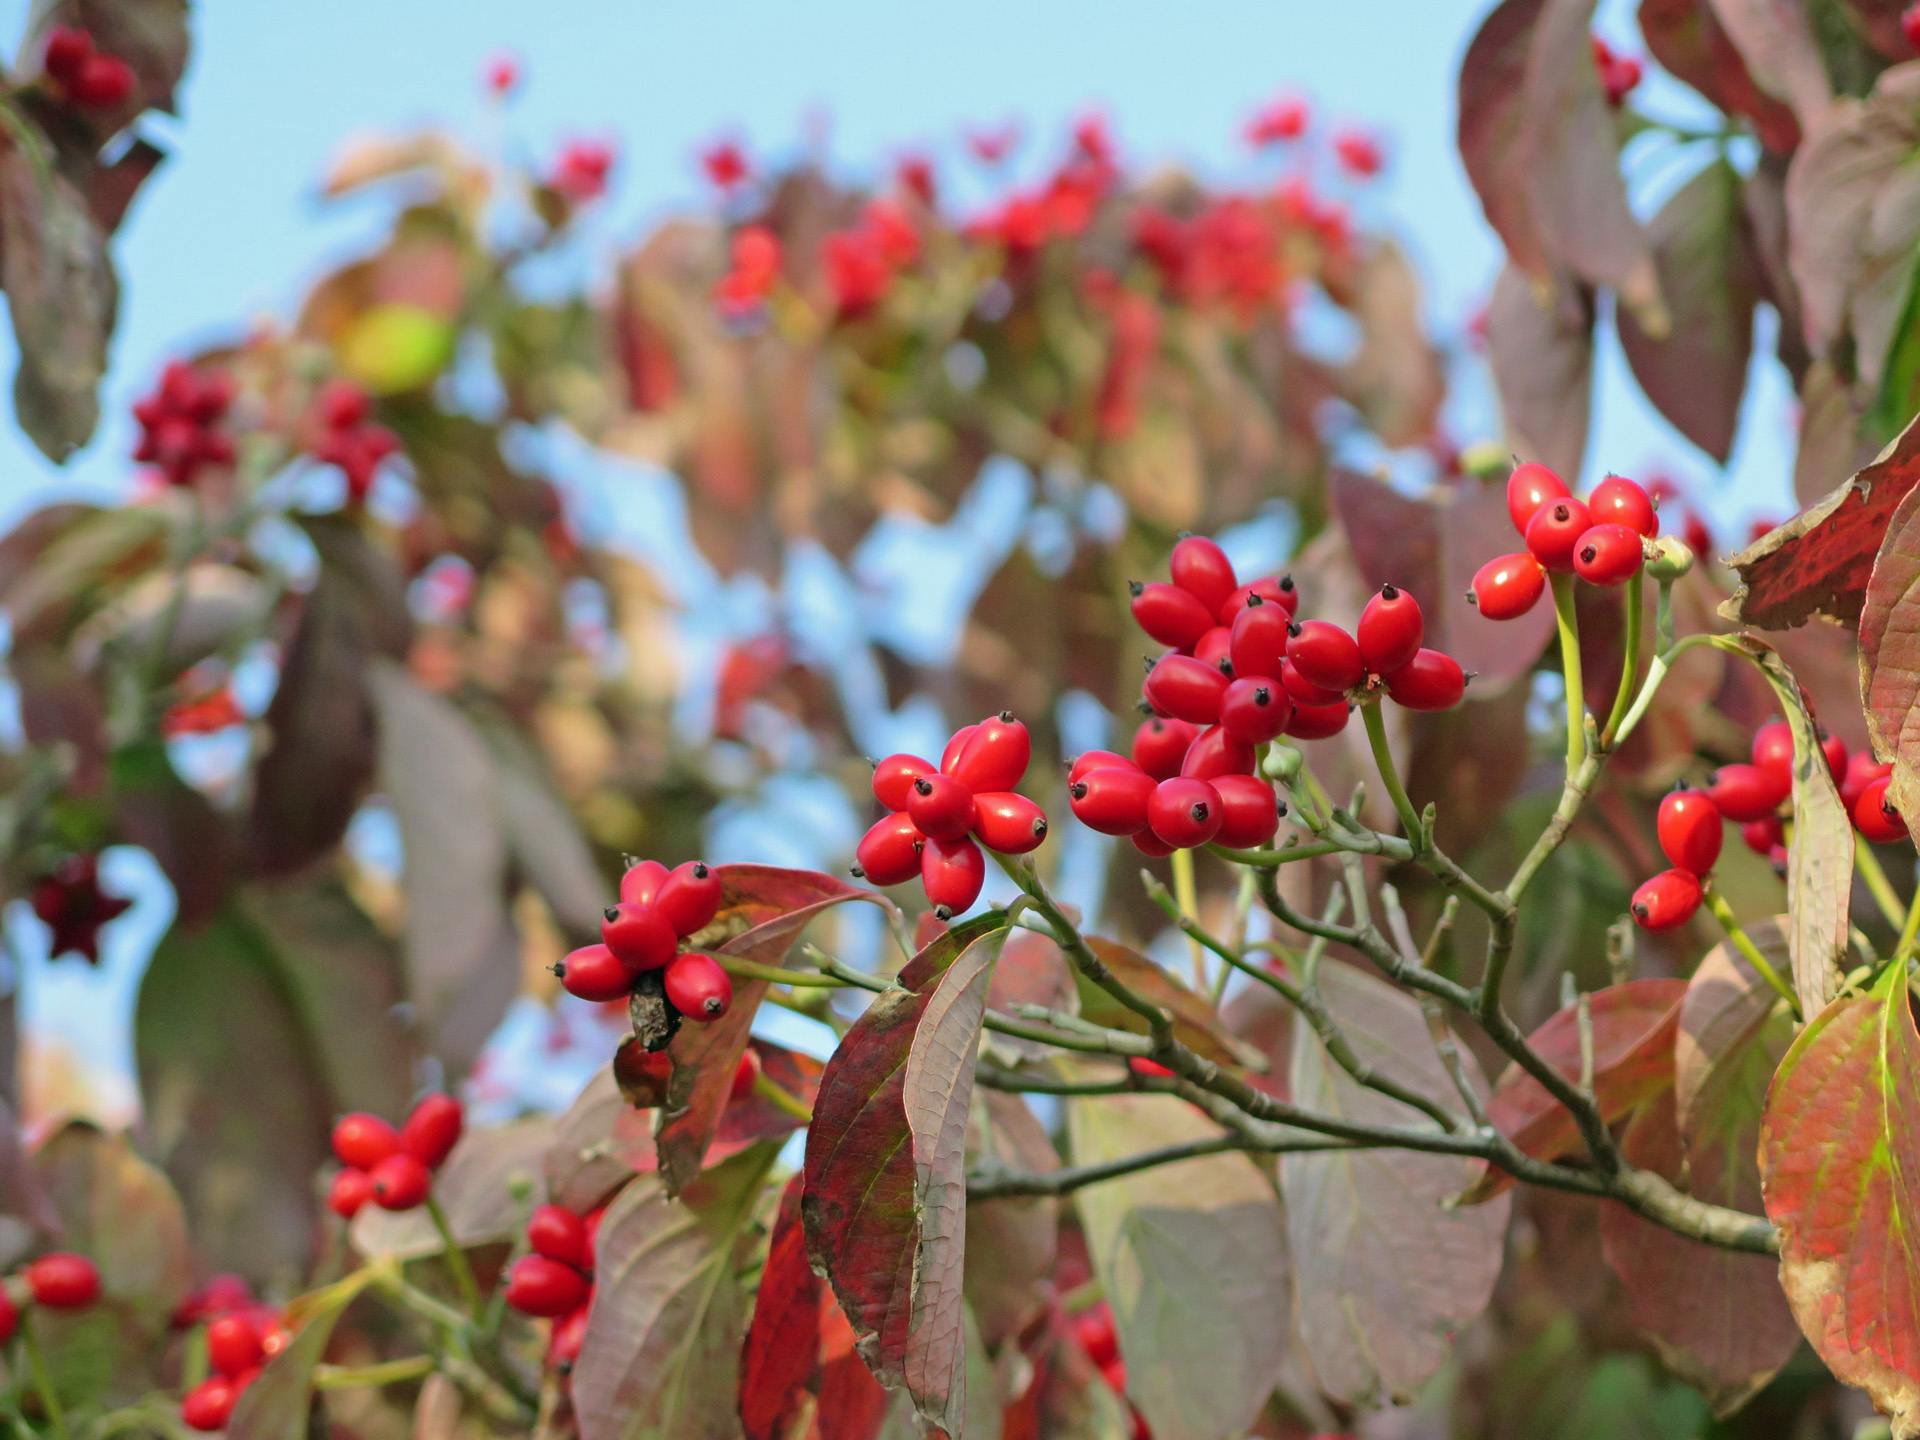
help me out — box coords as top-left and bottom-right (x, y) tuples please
(0, 1253), (100, 1350)
(309, 380), (399, 502)
(175, 1276), (289, 1431)
(1590, 35), (1643, 107)
(550, 139), (616, 205)
(504, 1203), (603, 1370)
(560, 859), (731, 1020)
(132, 362), (236, 489)
(325, 1093), (464, 1219)
(856, 715), (1046, 918)
(31, 853), (131, 965)
(1470, 465), (1658, 619)
(42, 26), (134, 110)
(713, 225), (782, 317)
(1071, 1301), (1150, 1440)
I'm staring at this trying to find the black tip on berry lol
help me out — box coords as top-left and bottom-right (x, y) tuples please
(1253, 686), (1270, 705)
(550, 962), (567, 978)
(1135, 699), (1155, 715)
(1463, 672), (1477, 685)
(850, 865), (866, 879)
(1675, 778), (1690, 791)
(912, 839), (924, 853)
(1631, 903), (1648, 920)
(1579, 546), (1597, 563)
(1553, 503), (1570, 521)
(691, 862), (708, 878)
(703, 998), (723, 1016)
(1190, 803), (1210, 821)
(1032, 817), (1048, 838)
(1246, 592), (1263, 607)
(1276, 801), (1289, 817)
(1287, 621), (1302, 637)
(1070, 781), (1088, 799)
(999, 710), (1013, 722)
(1381, 583), (1398, 600)
(1279, 575), (1294, 591)
(1143, 654), (1157, 671)
(934, 904), (954, 921)
(604, 907), (621, 923)
(1217, 658), (1234, 675)
(1128, 580), (1144, 597)
(1466, 591), (1478, 606)
(914, 777), (934, 795)
(1176, 529), (1193, 539)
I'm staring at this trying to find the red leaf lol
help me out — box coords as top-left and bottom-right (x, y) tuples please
(1458, 0), (1550, 273)
(1760, 962), (1920, 1433)
(1639, 0), (1800, 154)
(1466, 978), (1687, 1202)
(1486, 261), (1595, 481)
(1860, 473), (1920, 839)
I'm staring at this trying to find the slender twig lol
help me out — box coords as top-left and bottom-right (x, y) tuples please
(1600, 567), (1643, 746)
(1549, 571), (1585, 775)
(1854, 835), (1905, 931)
(718, 955), (845, 988)
(1361, 702), (1426, 848)
(313, 1356), (439, 1390)
(426, 1195), (483, 1319)
(966, 1134), (1360, 1200)
(994, 853), (1171, 1039)
(1703, 886), (1799, 1014)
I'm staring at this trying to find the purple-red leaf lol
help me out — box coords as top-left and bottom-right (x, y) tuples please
(1076, 937), (1267, 1071)
(1860, 474), (1920, 838)
(1487, 261), (1595, 480)
(963, 1091), (1058, 1350)
(1640, 0), (1801, 154)
(1704, 0), (1832, 128)
(1458, 0), (1549, 273)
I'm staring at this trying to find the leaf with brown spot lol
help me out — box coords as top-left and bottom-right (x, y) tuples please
(1075, 937), (1266, 1071)
(1487, 261), (1595, 480)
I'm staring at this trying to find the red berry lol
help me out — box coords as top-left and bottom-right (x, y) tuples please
(1506, 462), (1569, 534)
(729, 1048), (762, 1103)
(1357, 585), (1423, 676)
(920, 835), (986, 918)
(1384, 650), (1466, 711)
(1073, 1306), (1120, 1367)
(1148, 777), (1222, 849)
(950, 713), (1031, 792)
(27, 1253), (99, 1309)
(600, 902), (677, 972)
(1285, 699), (1350, 739)
(331, 1113), (401, 1170)
(1905, 0), (1920, 49)
(1741, 815), (1784, 856)
(1192, 626), (1234, 671)
(908, 772), (979, 841)
(207, 1313), (264, 1378)
(1228, 597), (1291, 680)
(872, 753), (934, 811)
(0, 1291), (15, 1346)
(1219, 677), (1291, 743)
(505, 1255), (592, 1318)
(68, 53), (133, 108)
(1212, 774), (1281, 849)
(972, 792), (1049, 854)
(1629, 869), (1703, 932)
(1524, 498), (1592, 572)
(1751, 719), (1793, 783)
(181, 1377), (239, 1433)
(1143, 654), (1230, 724)
(1705, 763), (1789, 824)
(1656, 790), (1722, 876)
(1218, 576), (1297, 625)
(1129, 1056), (1174, 1079)
(1286, 621), (1364, 693)
(655, 861), (721, 937)
(1101, 1356), (1129, 1396)
(1856, 776), (1909, 844)
(1169, 535), (1237, 615)
(559, 943), (633, 1003)
(1129, 581), (1215, 650)
(664, 952), (733, 1020)
(940, 724), (978, 773)
(855, 812), (924, 886)
(1069, 767), (1155, 836)
(1180, 724), (1255, 780)
(1071, 749), (1135, 783)
(328, 1167), (373, 1219)
(1588, 476), (1656, 537)
(369, 1154), (431, 1211)
(1132, 829), (1176, 857)
(1842, 753), (1892, 814)
(43, 27), (91, 83)
(1571, 524), (1643, 587)
(1820, 731), (1848, 784)
(618, 859), (669, 907)
(548, 1301), (592, 1369)
(1132, 717), (1198, 781)
(527, 1204), (593, 1270)
(1280, 659), (1344, 708)
(1469, 553), (1546, 621)
(400, 1093), (463, 1170)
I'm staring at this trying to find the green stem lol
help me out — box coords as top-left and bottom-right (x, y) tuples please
(1550, 571), (1586, 775)
(1601, 568), (1642, 746)
(751, 1068), (815, 1123)
(1704, 887), (1799, 1015)
(1360, 700), (1425, 849)
(21, 1316), (68, 1440)
(1898, 880), (1920, 961)
(1855, 835), (1906, 932)
(1169, 845), (1206, 990)
(719, 956), (845, 988)
(313, 1355), (439, 1390)
(425, 1196), (484, 1319)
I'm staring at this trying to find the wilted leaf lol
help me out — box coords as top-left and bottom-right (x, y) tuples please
(1075, 938), (1265, 1071)
(1795, 360), (1873, 507)
(1861, 474), (1920, 837)
(964, 1091), (1058, 1349)
(227, 1267), (383, 1440)
(1466, 978), (1687, 1203)
(574, 1142), (780, 1440)
(1069, 1092), (1290, 1440)
(1487, 262), (1595, 480)
(1759, 961), (1920, 1435)
(351, 1119), (554, 1259)
(546, 1068), (654, 1212)
(1284, 960), (1507, 1407)
(802, 918), (1008, 1436)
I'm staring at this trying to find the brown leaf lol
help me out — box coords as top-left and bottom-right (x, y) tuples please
(0, 502), (168, 648)
(1862, 472), (1920, 836)
(1704, 0), (1833, 128)
(982, 931), (1076, 1065)
(1640, 0), (1801, 154)
(1458, 0), (1550, 273)
(964, 1091), (1058, 1349)
(1076, 937), (1266, 1071)
(1793, 359), (1873, 507)
(545, 1068), (654, 1213)
(1487, 262), (1594, 480)
(32, 1122), (189, 1337)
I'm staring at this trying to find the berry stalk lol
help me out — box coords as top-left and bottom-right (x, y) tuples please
(1549, 571), (1585, 775)
(1702, 886), (1797, 1014)
(1360, 700), (1425, 850)
(1169, 845), (1206, 990)
(1898, 881), (1920, 962)
(1600, 567), (1642, 747)
(21, 1316), (69, 1440)
(425, 1195), (484, 1320)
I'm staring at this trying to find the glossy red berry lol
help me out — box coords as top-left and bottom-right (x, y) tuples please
(1741, 815), (1784, 856)
(1286, 621), (1364, 693)
(1211, 774), (1281, 849)
(27, 1253), (100, 1309)
(1144, 653), (1230, 724)
(68, 53), (133, 108)
(1179, 724), (1255, 780)
(1525, 498), (1592, 573)
(1629, 868), (1703, 932)
(548, 1301), (592, 1369)
(1228, 597), (1291, 680)
(1841, 753), (1892, 814)
(1219, 677), (1291, 743)
(1074, 1306), (1121, 1367)
(1280, 659), (1344, 708)
(855, 812), (924, 886)
(618, 859), (669, 907)
(664, 952), (732, 1020)
(43, 27), (90, 81)
(872, 753), (934, 811)
(1751, 719), (1793, 782)
(331, 1113), (401, 1171)
(1820, 731), (1848, 784)
(940, 724), (977, 773)
(1468, 553), (1545, 621)
(400, 1092), (464, 1169)
(1506, 462), (1569, 534)
(1706, 763), (1789, 824)
(369, 1153), (432, 1211)
(920, 835), (986, 918)
(1286, 699), (1350, 739)
(1384, 650), (1466, 711)
(207, 1313), (265, 1378)
(1193, 626), (1233, 671)
(181, 1377), (239, 1433)
(908, 772), (978, 841)
(1132, 717), (1198, 781)
(1069, 767), (1155, 836)
(972, 792), (1049, 853)
(1129, 581), (1215, 650)
(1071, 749), (1134, 783)
(559, 943), (633, 1003)
(1656, 790), (1722, 876)
(1169, 535), (1237, 615)
(1572, 523), (1643, 587)
(0, 1291), (20, 1346)
(655, 861), (721, 937)
(1357, 585), (1424, 676)
(505, 1255), (592, 1318)
(951, 713), (1032, 792)
(1587, 476), (1657, 537)
(1856, 776), (1908, 844)
(328, 1167), (374, 1219)
(730, 1048), (762, 1103)
(1148, 777), (1222, 849)
(1131, 829), (1176, 857)
(1906, 0), (1920, 48)
(601, 902), (676, 972)
(527, 1205), (593, 1270)
(1218, 575), (1296, 624)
